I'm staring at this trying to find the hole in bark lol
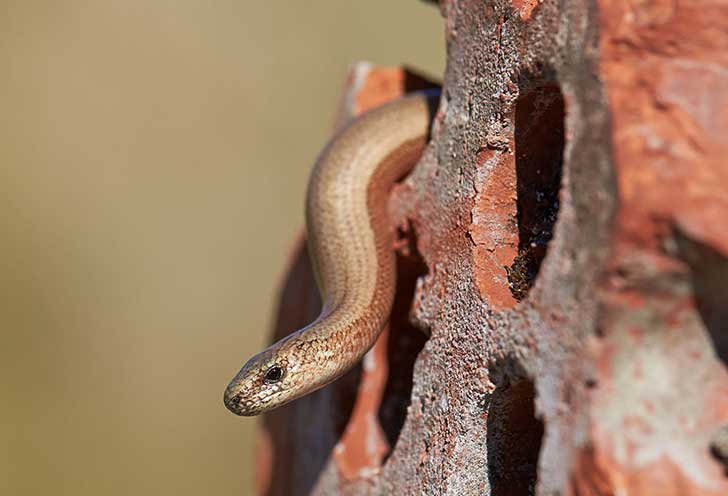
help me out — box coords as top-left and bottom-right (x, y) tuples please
(486, 375), (543, 496)
(378, 221), (429, 461)
(508, 83), (565, 300)
(674, 232), (728, 367)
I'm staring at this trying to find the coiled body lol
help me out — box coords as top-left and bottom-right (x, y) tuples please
(224, 92), (438, 416)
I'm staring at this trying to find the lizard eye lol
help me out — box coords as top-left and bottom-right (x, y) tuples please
(264, 365), (285, 384)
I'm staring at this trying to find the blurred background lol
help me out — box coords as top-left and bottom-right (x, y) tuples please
(0, 1), (443, 494)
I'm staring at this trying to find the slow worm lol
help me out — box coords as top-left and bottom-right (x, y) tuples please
(224, 91), (438, 416)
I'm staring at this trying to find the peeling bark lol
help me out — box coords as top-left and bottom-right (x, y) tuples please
(254, 1), (728, 494)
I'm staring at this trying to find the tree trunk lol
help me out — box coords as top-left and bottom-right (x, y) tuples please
(253, 1), (728, 494)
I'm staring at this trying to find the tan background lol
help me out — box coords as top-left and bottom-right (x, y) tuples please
(0, 1), (443, 494)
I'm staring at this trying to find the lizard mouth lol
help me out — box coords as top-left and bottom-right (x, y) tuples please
(223, 383), (245, 415)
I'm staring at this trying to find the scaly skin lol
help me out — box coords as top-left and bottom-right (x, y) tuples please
(224, 91), (438, 416)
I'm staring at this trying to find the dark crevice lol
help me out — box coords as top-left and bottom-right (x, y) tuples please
(378, 220), (430, 461)
(672, 230), (728, 473)
(674, 231), (728, 367)
(486, 372), (544, 496)
(508, 81), (565, 300)
(403, 69), (442, 94)
(710, 423), (728, 475)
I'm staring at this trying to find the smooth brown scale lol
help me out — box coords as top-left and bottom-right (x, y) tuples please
(224, 92), (439, 415)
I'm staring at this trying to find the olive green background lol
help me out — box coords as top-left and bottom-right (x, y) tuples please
(0, 1), (443, 495)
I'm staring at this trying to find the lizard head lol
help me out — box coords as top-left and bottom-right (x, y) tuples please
(223, 334), (333, 416)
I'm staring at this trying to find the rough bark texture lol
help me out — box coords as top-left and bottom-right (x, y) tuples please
(254, 1), (728, 495)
